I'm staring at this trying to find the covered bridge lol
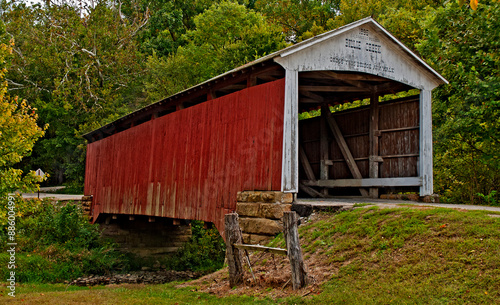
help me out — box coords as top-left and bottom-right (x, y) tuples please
(83, 17), (447, 236)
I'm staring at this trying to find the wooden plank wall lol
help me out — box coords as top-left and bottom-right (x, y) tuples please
(85, 79), (285, 234)
(299, 96), (419, 195)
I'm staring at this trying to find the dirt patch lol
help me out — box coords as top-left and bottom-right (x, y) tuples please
(178, 213), (338, 299)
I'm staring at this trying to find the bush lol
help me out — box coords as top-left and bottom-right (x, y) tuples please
(0, 200), (126, 283)
(165, 221), (226, 273)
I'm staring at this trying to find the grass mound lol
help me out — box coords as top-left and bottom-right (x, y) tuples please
(297, 207), (500, 303)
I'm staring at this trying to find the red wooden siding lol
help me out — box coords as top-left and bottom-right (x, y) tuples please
(84, 79), (285, 234)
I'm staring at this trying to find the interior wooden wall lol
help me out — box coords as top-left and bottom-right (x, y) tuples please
(299, 96), (419, 196)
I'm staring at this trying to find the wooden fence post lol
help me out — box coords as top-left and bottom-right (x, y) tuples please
(225, 213), (244, 287)
(283, 211), (308, 289)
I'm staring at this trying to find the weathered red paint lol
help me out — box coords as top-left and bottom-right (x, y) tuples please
(84, 79), (285, 234)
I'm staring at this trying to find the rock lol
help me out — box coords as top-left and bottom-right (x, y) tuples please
(292, 203), (313, 217)
(238, 217), (282, 235)
(236, 202), (260, 217)
(70, 270), (204, 286)
(260, 203), (291, 219)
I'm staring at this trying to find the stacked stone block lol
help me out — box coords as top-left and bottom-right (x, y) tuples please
(81, 195), (92, 217)
(100, 217), (192, 257)
(236, 191), (293, 245)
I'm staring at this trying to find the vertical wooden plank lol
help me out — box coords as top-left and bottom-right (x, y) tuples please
(419, 90), (433, 196)
(273, 79), (285, 190)
(369, 93), (380, 198)
(225, 213), (244, 287)
(283, 211), (308, 290)
(320, 104), (330, 195)
(281, 69), (299, 193)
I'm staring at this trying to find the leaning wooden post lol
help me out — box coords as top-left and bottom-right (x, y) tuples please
(225, 213), (244, 287)
(283, 211), (308, 289)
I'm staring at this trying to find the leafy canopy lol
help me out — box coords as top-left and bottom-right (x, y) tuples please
(417, 0), (500, 204)
(144, 1), (286, 101)
(0, 38), (46, 197)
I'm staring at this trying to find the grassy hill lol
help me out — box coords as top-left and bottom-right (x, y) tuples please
(2, 206), (500, 304)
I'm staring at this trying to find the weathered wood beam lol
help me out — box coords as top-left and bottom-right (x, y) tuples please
(302, 177), (422, 188)
(380, 126), (419, 133)
(419, 90), (433, 196)
(299, 183), (327, 198)
(221, 84), (247, 91)
(283, 211), (308, 290)
(320, 104), (330, 196)
(300, 85), (370, 92)
(299, 146), (316, 181)
(299, 98), (322, 104)
(225, 213), (244, 287)
(301, 71), (388, 82)
(233, 244), (287, 256)
(299, 90), (325, 102)
(256, 75), (278, 82)
(319, 71), (373, 90)
(369, 93), (380, 198)
(324, 109), (369, 197)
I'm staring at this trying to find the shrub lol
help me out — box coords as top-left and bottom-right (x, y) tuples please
(0, 200), (125, 283)
(166, 221), (226, 273)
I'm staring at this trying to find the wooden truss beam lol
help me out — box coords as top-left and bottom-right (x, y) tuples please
(299, 90), (325, 103)
(300, 85), (370, 92)
(319, 71), (373, 91)
(302, 177), (422, 188)
(299, 183), (327, 198)
(300, 71), (388, 82)
(299, 146), (316, 181)
(324, 108), (369, 197)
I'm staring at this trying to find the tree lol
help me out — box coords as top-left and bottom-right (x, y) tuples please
(144, 1), (286, 101)
(1, 0), (148, 187)
(255, 0), (341, 42)
(135, 0), (220, 57)
(0, 39), (46, 198)
(255, 0), (445, 48)
(417, 0), (500, 205)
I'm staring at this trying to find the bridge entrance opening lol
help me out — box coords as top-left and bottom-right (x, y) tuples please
(296, 71), (422, 199)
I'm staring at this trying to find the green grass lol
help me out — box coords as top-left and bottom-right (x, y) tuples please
(2, 207), (500, 304)
(298, 207), (500, 304)
(353, 203), (373, 208)
(0, 283), (301, 304)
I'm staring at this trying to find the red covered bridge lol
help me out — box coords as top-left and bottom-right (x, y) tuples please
(83, 18), (447, 235)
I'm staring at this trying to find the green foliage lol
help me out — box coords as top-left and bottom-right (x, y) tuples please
(0, 37), (46, 202)
(2, 0), (148, 186)
(417, 0), (500, 205)
(255, 0), (445, 46)
(477, 190), (499, 207)
(0, 200), (125, 282)
(165, 221), (226, 273)
(144, 1), (286, 101)
(136, 0), (219, 57)
(254, 0), (341, 42)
